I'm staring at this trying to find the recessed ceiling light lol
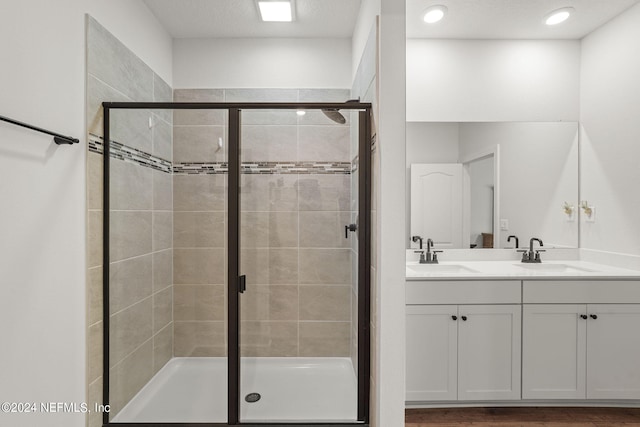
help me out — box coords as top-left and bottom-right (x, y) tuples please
(544, 7), (574, 26)
(257, 0), (294, 22)
(296, 110), (306, 116)
(423, 5), (448, 24)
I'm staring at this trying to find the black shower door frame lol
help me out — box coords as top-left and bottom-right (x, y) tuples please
(102, 101), (372, 427)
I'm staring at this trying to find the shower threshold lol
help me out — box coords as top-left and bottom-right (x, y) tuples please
(111, 357), (358, 423)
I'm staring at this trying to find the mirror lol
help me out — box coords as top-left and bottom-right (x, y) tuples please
(407, 121), (579, 249)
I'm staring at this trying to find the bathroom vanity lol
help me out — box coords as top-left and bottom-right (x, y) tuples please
(405, 257), (640, 407)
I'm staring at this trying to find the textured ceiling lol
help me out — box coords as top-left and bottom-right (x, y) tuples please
(407, 0), (640, 39)
(143, 0), (362, 38)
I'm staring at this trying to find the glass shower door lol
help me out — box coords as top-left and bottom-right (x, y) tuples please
(236, 107), (362, 423)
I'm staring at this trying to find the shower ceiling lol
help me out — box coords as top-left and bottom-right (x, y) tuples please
(143, 0), (362, 38)
(407, 0), (640, 39)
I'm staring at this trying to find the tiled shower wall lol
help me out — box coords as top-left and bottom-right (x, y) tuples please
(172, 88), (355, 358)
(85, 16), (173, 425)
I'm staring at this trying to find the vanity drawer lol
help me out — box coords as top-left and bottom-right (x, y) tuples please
(523, 280), (640, 304)
(406, 280), (521, 305)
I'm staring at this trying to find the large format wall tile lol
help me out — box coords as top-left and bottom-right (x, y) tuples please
(173, 89), (224, 126)
(111, 108), (153, 154)
(109, 159), (153, 211)
(174, 175), (226, 212)
(88, 152), (103, 210)
(88, 267), (103, 325)
(174, 321), (226, 357)
(87, 74), (128, 138)
(174, 248), (225, 285)
(153, 170), (172, 211)
(240, 285), (298, 321)
(153, 212), (173, 252)
(109, 211), (152, 262)
(174, 212), (225, 248)
(88, 211), (103, 268)
(240, 125), (297, 162)
(173, 125), (226, 163)
(240, 321), (297, 357)
(298, 126), (350, 162)
(109, 340), (153, 417)
(153, 118), (172, 161)
(88, 321), (103, 384)
(174, 284), (225, 321)
(299, 211), (351, 248)
(87, 17), (153, 102)
(299, 286), (351, 321)
(241, 211), (298, 248)
(153, 73), (173, 124)
(299, 249), (352, 285)
(241, 248), (298, 285)
(153, 286), (173, 333)
(153, 324), (173, 374)
(299, 322), (350, 357)
(153, 249), (172, 292)
(109, 255), (153, 314)
(109, 298), (152, 366)
(298, 175), (350, 211)
(240, 174), (298, 212)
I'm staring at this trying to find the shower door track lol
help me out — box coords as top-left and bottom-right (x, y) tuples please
(102, 101), (372, 427)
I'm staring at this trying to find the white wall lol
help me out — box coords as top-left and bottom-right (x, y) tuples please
(580, 2), (640, 256)
(406, 39), (581, 122)
(377, 0), (406, 425)
(0, 2), (171, 427)
(173, 38), (351, 89)
(352, 0), (381, 81)
(458, 122), (579, 249)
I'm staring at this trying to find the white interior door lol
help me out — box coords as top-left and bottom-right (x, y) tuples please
(457, 304), (521, 401)
(411, 164), (464, 249)
(522, 304), (587, 399)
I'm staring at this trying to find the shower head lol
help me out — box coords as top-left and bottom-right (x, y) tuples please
(320, 98), (360, 124)
(321, 109), (346, 124)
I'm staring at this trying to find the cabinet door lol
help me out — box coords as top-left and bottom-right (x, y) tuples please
(586, 304), (640, 399)
(522, 304), (586, 399)
(406, 305), (458, 401)
(457, 304), (521, 400)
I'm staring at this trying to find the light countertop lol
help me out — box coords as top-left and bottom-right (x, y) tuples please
(406, 260), (640, 280)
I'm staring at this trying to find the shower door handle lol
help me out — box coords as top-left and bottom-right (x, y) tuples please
(345, 223), (357, 238)
(239, 275), (246, 293)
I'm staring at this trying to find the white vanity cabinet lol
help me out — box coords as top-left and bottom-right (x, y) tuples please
(406, 281), (521, 402)
(522, 280), (640, 400)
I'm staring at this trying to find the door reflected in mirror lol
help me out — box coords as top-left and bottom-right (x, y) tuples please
(407, 122), (579, 249)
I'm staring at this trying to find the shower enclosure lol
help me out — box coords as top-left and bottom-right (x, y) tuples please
(102, 101), (371, 426)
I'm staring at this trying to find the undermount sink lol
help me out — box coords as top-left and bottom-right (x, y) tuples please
(514, 263), (597, 273)
(406, 264), (480, 274)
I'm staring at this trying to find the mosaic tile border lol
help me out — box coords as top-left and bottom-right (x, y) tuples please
(88, 134), (172, 174)
(173, 161), (352, 175)
(90, 134), (352, 175)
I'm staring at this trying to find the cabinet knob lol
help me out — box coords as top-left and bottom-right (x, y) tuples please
(590, 314), (598, 320)
(451, 315), (458, 321)
(580, 314), (588, 320)
(461, 316), (467, 321)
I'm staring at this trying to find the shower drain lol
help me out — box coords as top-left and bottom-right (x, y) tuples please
(245, 392), (261, 403)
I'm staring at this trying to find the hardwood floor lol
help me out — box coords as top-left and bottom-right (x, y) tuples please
(406, 407), (640, 426)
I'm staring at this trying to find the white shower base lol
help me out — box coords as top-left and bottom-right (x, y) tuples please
(112, 357), (358, 423)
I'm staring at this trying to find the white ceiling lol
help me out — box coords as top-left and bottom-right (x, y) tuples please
(143, 0), (362, 38)
(407, 0), (640, 39)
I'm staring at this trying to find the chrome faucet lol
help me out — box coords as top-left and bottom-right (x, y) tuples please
(415, 238), (442, 264)
(518, 238), (545, 263)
